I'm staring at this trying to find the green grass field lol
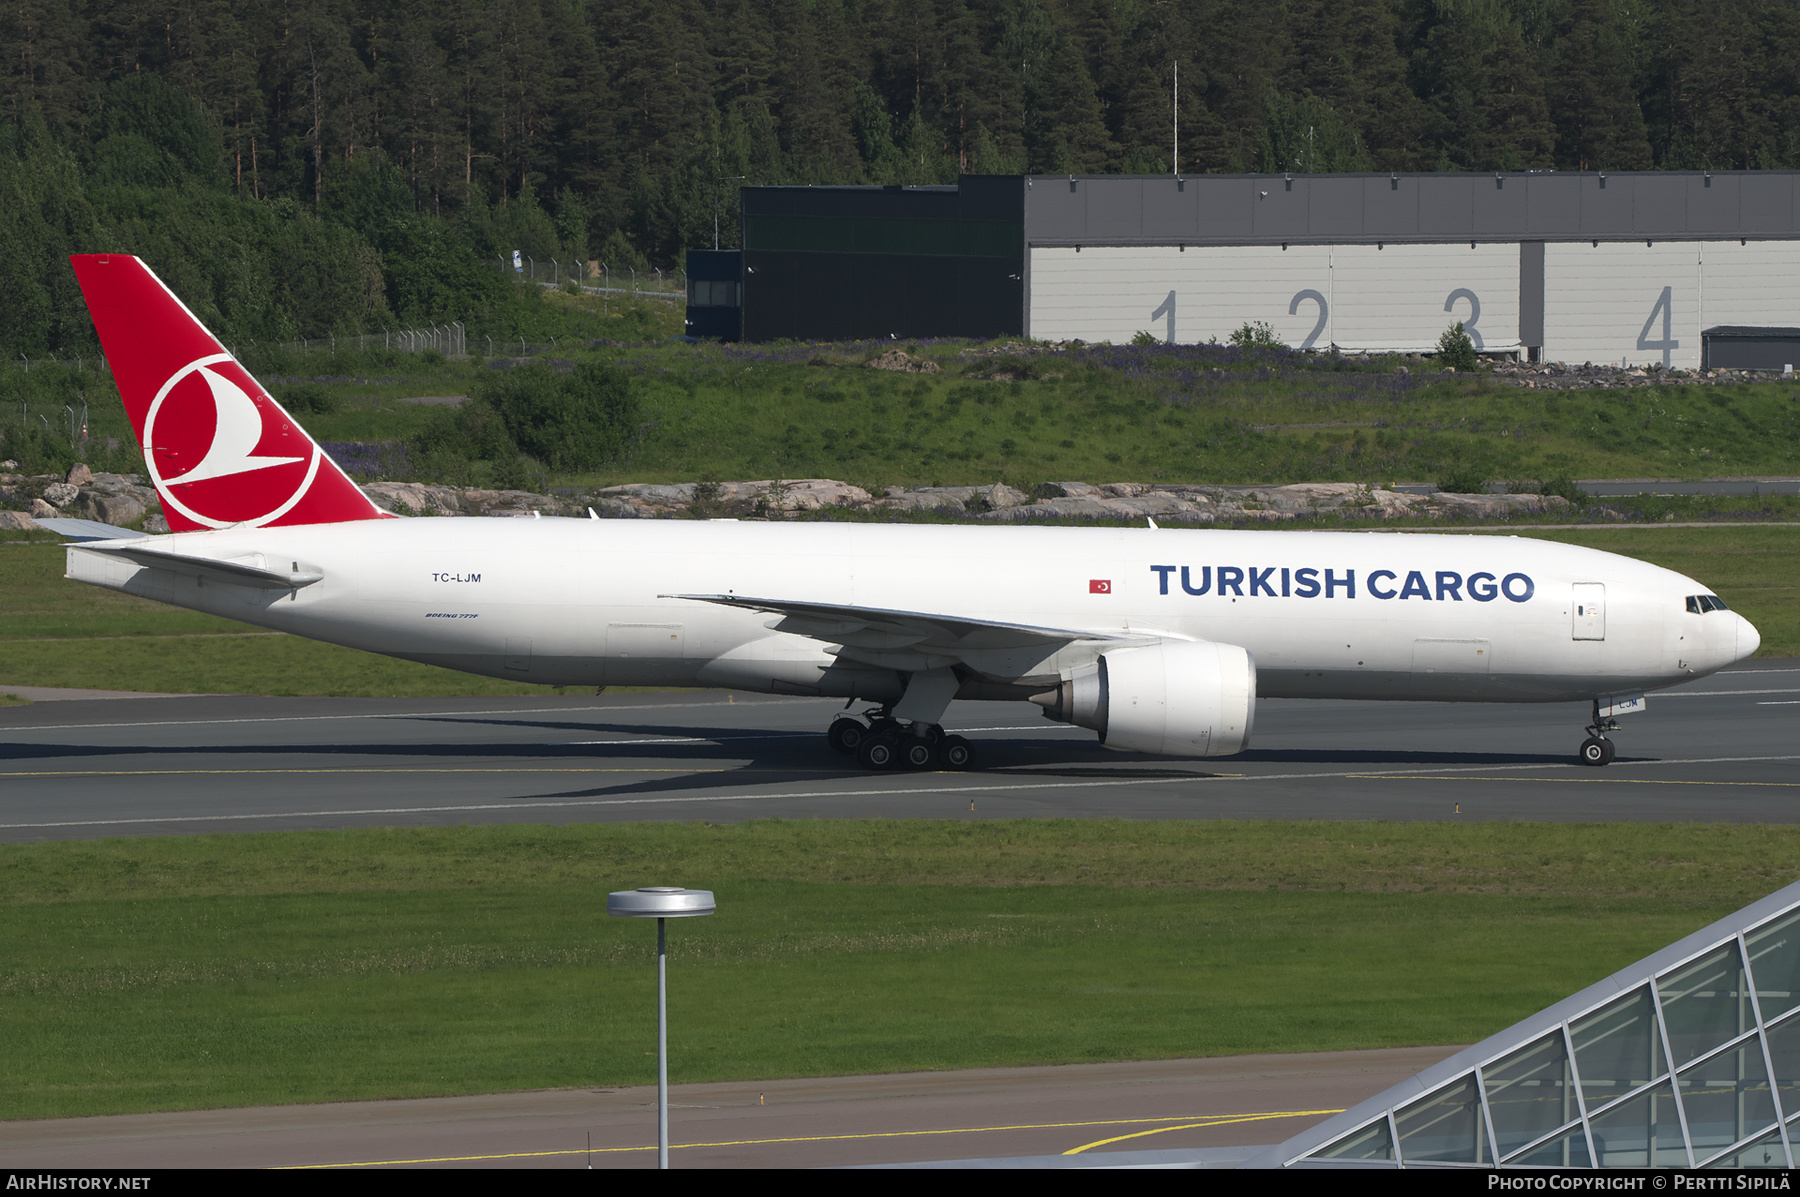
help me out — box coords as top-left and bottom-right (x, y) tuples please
(0, 819), (1789, 1120)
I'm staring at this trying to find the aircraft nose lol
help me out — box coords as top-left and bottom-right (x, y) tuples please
(1737, 613), (1761, 662)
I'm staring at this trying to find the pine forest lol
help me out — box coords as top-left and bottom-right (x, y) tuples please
(3, 0), (1798, 355)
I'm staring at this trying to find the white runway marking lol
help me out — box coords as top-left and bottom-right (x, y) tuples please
(0, 698), (819, 735)
(1651, 688), (1800, 698)
(5, 755), (1799, 831)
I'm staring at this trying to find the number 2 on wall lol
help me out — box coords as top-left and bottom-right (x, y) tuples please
(1289, 289), (1328, 349)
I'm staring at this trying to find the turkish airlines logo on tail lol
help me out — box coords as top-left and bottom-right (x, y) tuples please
(145, 354), (321, 529)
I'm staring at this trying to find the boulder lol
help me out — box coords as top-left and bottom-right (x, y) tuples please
(719, 479), (874, 511)
(593, 482), (698, 511)
(87, 473), (157, 507)
(0, 511), (40, 530)
(65, 463), (93, 486)
(587, 497), (641, 519)
(29, 498), (57, 518)
(362, 481), (466, 517)
(73, 490), (146, 527)
(987, 492), (1209, 522)
(458, 488), (570, 517)
(864, 348), (941, 374)
(42, 481), (78, 508)
(874, 484), (1022, 512)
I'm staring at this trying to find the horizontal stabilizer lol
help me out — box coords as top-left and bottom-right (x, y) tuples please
(76, 543), (322, 589)
(31, 517), (156, 542)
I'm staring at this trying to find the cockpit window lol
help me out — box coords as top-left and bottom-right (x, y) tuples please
(1686, 595), (1730, 614)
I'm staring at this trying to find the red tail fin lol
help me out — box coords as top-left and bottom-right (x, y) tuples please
(69, 254), (388, 531)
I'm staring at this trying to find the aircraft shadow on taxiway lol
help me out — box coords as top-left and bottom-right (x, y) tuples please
(488, 739), (1593, 805)
(0, 720), (1596, 775)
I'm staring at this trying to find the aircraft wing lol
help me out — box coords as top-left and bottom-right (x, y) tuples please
(664, 592), (1132, 676)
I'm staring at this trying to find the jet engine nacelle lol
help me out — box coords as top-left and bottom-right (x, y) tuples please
(1031, 639), (1256, 757)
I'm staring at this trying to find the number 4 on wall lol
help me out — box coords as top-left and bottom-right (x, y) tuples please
(1637, 285), (1679, 368)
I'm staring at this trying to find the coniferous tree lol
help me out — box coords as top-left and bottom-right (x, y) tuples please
(1548, 0), (1653, 169)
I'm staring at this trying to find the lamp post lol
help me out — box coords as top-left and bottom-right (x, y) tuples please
(607, 886), (716, 1169)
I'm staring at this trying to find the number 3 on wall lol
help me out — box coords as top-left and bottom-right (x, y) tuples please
(1444, 288), (1484, 349)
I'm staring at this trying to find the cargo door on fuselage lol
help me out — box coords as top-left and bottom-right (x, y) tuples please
(1411, 639), (1492, 675)
(1572, 584), (1606, 641)
(606, 623), (686, 659)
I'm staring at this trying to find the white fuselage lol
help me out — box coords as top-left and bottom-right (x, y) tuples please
(67, 519), (1757, 708)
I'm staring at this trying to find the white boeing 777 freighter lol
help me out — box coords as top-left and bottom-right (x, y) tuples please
(45, 254), (1759, 771)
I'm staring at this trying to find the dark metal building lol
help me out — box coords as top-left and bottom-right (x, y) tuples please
(729, 172), (1800, 365)
(738, 177), (1023, 342)
(684, 249), (743, 341)
(1702, 326), (1800, 371)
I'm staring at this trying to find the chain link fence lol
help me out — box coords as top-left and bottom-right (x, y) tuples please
(497, 256), (686, 304)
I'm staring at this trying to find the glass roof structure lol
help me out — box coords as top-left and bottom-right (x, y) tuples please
(1245, 878), (1800, 1169)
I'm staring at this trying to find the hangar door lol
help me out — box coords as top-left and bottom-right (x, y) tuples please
(1029, 243), (1520, 351)
(1330, 243), (1519, 354)
(1029, 245), (1330, 346)
(1543, 243), (1702, 370)
(1698, 240), (1800, 333)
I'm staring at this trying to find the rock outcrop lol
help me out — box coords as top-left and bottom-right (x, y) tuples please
(0, 467), (1576, 536)
(357, 477), (1570, 523)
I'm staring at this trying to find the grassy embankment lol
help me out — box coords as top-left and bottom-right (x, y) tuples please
(1, 819), (1794, 1120)
(262, 342), (1800, 492)
(1, 523), (1793, 699)
(6, 334), (1800, 494)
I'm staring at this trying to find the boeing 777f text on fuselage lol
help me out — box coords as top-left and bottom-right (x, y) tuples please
(49, 254), (1760, 771)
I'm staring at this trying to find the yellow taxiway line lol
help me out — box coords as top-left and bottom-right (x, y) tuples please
(288, 1108), (1343, 1168)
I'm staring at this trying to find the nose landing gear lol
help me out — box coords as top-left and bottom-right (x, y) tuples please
(827, 708), (975, 771)
(1579, 735), (1615, 766)
(1579, 699), (1620, 767)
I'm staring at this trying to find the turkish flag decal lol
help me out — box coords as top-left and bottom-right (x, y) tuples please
(1089, 579), (1112, 594)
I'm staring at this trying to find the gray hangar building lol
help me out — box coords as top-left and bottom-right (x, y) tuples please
(717, 171), (1800, 369)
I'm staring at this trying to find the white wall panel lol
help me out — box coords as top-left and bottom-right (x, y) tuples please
(1033, 239), (1800, 366)
(1698, 240), (1800, 329)
(1329, 243), (1520, 352)
(1543, 243), (1702, 369)
(1029, 245), (1332, 346)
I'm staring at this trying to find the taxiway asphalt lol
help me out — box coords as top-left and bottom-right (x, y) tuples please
(0, 1047), (1453, 1169)
(2, 659), (1796, 840)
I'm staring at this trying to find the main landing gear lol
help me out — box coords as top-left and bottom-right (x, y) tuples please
(1579, 699), (1619, 767)
(828, 708), (975, 772)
